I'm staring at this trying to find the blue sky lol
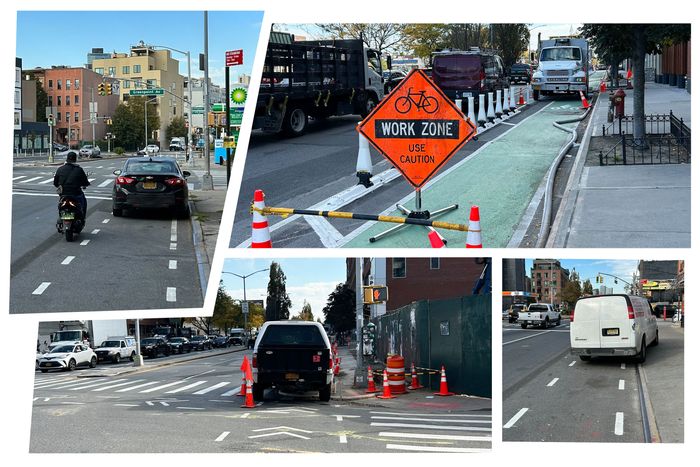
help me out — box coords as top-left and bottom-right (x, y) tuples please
(523, 259), (639, 294)
(16, 10), (263, 87)
(220, 258), (348, 322)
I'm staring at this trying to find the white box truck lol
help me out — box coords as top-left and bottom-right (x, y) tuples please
(531, 37), (590, 100)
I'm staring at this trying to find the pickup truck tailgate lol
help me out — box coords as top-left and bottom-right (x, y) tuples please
(257, 347), (330, 374)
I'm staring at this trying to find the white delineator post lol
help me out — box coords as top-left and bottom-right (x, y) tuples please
(487, 92), (496, 122)
(467, 96), (476, 128)
(495, 89), (503, 118)
(355, 123), (373, 188)
(477, 94), (487, 126)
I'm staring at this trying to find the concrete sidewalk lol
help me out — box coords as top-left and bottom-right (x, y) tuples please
(641, 321), (684, 443)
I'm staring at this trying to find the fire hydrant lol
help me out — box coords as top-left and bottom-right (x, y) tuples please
(613, 88), (626, 118)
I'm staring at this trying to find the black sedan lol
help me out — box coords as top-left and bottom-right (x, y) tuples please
(111, 156), (191, 218)
(189, 335), (212, 351)
(211, 336), (230, 348)
(168, 337), (192, 354)
(509, 63), (532, 84)
(140, 337), (171, 359)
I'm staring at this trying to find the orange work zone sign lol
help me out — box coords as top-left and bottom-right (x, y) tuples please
(358, 69), (477, 188)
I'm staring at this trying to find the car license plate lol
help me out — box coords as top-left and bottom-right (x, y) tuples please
(285, 372), (299, 381)
(603, 328), (620, 336)
(60, 212), (75, 220)
(143, 181), (157, 189)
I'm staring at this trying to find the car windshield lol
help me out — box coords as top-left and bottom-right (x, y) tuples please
(260, 325), (326, 347)
(191, 336), (205, 341)
(51, 345), (75, 353)
(126, 161), (178, 175)
(141, 338), (158, 345)
(540, 47), (581, 61)
(169, 338), (185, 343)
(100, 341), (121, 347)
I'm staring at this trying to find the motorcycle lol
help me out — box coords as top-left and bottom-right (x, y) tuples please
(56, 195), (85, 242)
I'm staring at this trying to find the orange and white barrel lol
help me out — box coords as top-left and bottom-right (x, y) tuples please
(386, 355), (407, 394)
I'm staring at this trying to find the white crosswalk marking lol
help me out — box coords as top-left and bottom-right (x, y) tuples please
(139, 380), (190, 393)
(20, 176), (43, 183)
(371, 416), (491, 424)
(193, 382), (231, 395)
(38, 178), (54, 185)
(12, 175), (27, 181)
(220, 386), (242, 397)
(115, 381), (162, 392)
(165, 381), (208, 394)
(92, 380), (146, 392)
(69, 379), (128, 391)
(371, 422), (491, 432)
(98, 179), (113, 187)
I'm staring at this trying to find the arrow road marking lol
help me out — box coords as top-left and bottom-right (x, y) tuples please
(252, 426), (313, 433)
(334, 415), (361, 422)
(249, 432), (311, 440)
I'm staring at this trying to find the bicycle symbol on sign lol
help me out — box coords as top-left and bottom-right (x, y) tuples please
(394, 87), (439, 114)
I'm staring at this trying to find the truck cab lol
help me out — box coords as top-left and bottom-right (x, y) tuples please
(531, 38), (589, 100)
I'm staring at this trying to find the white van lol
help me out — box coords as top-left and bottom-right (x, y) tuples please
(570, 294), (658, 363)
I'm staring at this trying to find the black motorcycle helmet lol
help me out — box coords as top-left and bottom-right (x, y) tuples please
(66, 151), (78, 162)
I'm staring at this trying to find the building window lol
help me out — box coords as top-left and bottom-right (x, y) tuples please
(75, 79), (80, 89)
(146, 79), (157, 88)
(57, 96), (62, 106)
(65, 112), (70, 122)
(173, 106), (177, 116)
(48, 96), (53, 106)
(108, 67), (116, 76)
(430, 258), (440, 270)
(57, 79), (62, 90)
(123, 80), (130, 89)
(122, 65), (130, 74)
(95, 67), (104, 75)
(75, 112), (79, 121)
(66, 79), (71, 90)
(57, 112), (61, 122)
(392, 258), (406, 279)
(75, 95), (79, 104)
(48, 79), (53, 89)
(66, 96), (70, 106)
(133, 64), (141, 73)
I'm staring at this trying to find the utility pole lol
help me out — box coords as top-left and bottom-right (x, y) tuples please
(91, 87), (96, 148)
(201, 10), (214, 190)
(354, 258), (366, 387)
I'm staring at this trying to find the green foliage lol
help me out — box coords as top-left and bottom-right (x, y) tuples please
(582, 279), (593, 296)
(322, 283), (356, 333)
(292, 301), (314, 321)
(166, 116), (187, 140)
(114, 147), (125, 155)
(111, 96), (161, 150)
(560, 272), (582, 309)
(35, 79), (48, 122)
(213, 281), (240, 332)
(402, 24), (451, 58)
(265, 262), (292, 321)
(491, 24), (530, 67)
(313, 23), (405, 54)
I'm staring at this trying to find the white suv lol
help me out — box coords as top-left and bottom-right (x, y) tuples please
(38, 343), (97, 372)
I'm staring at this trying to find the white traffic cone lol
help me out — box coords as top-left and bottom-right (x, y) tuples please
(455, 98), (462, 114)
(251, 189), (272, 248)
(495, 90), (503, 118)
(510, 87), (517, 111)
(465, 205), (482, 248)
(477, 94), (487, 127)
(356, 123), (373, 188)
(467, 96), (477, 128)
(486, 92), (496, 123)
(502, 88), (510, 116)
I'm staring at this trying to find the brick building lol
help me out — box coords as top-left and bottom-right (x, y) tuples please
(530, 259), (569, 307)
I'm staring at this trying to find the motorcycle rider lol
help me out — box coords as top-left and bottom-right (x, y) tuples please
(53, 151), (90, 224)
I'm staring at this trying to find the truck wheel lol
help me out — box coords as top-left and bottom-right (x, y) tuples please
(556, 317), (561, 326)
(114, 354), (121, 364)
(283, 107), (308, 137)
(361, 95), (378, 118)
(252, 383), (264, 401)
(650, 330), (659, 347)
(635, 338), (647, 364)
(533, 89), (540, 101)
(319, 384), (332, 402)
(520, 323), (527, 329)
(579, 355), (592, 362)
(130, 352), (135, 362)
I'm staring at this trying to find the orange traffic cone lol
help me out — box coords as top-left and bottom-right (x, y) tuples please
(626, 68), (633, 89)
(334, 356), (341, 376)
(408, 363), (424, 390)
(376, 370), (395, 399)
(626, 68), (633, 80)
(241, 377), (256, 407)
(600, 81), (607, 93)
(428, 229), (445, 248)
(579, 91), (590, 110)
(465, 206), (482, 248)
(251, 189), (272, 248)
(238, 372), (247, 396)
(434, 365), (455, 396)
(238, 355), (250, 396)
(518, 88), (525, 105)
(366, 366), (379, 393)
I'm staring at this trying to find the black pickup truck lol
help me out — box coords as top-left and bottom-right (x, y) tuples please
(252, 321), (333, 402)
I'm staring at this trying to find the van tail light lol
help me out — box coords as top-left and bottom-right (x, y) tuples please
(116, 176), (136, 185)
(628, 305), (635, 319)
(252, 353), (257, 368)
(479, 70), (486, 90)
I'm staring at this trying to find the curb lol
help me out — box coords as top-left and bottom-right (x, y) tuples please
(189, 197), (210, 303)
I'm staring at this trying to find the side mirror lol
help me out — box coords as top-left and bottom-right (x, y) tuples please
(113, 169), (122, 176)
(386, 55), (392, 72)
(182, 170), (191, 178)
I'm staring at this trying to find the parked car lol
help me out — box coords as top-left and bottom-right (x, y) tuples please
(652, 304), (677, 318)
(111, 156), (191, 218)
(139, 337), (171, 359)
(190, 335), (212, 351)
(384, 70), (407, 94)
(507, 304), (527, 323)
(508, 63), (532, 84)
(52, 142), (68, 152)
(167, 337), (192, 354)
(95, 337), (137, 363)
(570, 294), (658, 363)
(519, 303), (561, 328)
(38, 344), (97, 372)
(431, 48), (509, 112)
(212, 336), (230, 348)
(169, 137), (186, 151)
(79, 144), (101, 158)
(252, 321), (334, 402)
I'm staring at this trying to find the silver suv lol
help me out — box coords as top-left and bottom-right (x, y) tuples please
(79, 145), (101, 158)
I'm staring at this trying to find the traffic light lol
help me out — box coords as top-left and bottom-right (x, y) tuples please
(98, 83), (105, 96)
(47, 114), (55, 126)
(105, 82), (112, 95)
(363, 285), (388, 304)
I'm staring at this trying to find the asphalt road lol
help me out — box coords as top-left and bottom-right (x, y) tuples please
(230, 86), (568, 248)
(501, 318), (673, 443)
(31, 348), (491, 453)
(11, 157), (204, 313)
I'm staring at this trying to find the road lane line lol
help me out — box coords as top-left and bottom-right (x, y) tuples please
(169, 260), (177, 270)
(241, 413), (250, 418)
(61, 256), (75, 265)
(12, 175), (27, 181)
(170, 242), (177, 250)
(503, 330), (553, 345)
(386, 445), (487, 453)
(305, 216), (344, 248)
(88, 178), (96, 183)
(569, 361), (576, 367)
(60, 402), (85, 405)
(370, 423), (490, 432)
(215, 432), (230, 442)
(339, 434), (347, 444)
(102, 219), (110, 224)
(170, 219), (178, 242)
(12, 191), (112, 200)
(371, 416), (491, 424)
(92, 380), (146, 391)
(619, 379), (625, 390)
(220, 386), (242, 396)
(140, 380), (189, 393)
(615, 412), (624, 435)
(114, 404), (139, 407)
(91, 229), (100, 234)
(379, 432), (491, 442)
(116, 381), (162, 392)
(503, 408), (528, 429)
(166, 381), (208, 393)
(38, 178), (54, 185)
(546, 378), (559, 387)
(177, 407), (205, 410)
(98, 179), (113, 187)
(32, 282), (51, 295)
(621, 363), (626, 369)
(19, 176), (43, 184)
(80, 240), (90, 246)
(370, 411), (491, 418)
(193, 382), (231, 395)
(166, 287), (177, 302)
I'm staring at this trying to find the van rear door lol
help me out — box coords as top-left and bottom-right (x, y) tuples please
(432, 55), (482, 92)
(597, 296), (633, 348)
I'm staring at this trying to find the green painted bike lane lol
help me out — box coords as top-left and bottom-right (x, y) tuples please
(344, 100), (583, 248)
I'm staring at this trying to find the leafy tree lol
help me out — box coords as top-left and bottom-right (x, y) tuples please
(322, 283), (356, 333)
(582, 279), (594, 296)
(292, 300), (314, 321)
(111, 96), (160, 150)
(166, 116), (187, 140)
(491, 24), (530, 67)
(35, 79), (48, 122)
(212, 281), (240, 333)
(265, 262), (292, 321)
(247, 301), (266, 330)
(560, 273), (582, 309)
(313, 23), (406, 54)
(402, 24), (451, 58)
(184, 317), (214, 336)
(446, 24), (490, 50)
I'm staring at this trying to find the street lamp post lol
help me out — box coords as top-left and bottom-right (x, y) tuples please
(222, 268), (270, 337)
(145, 97), (158, 149)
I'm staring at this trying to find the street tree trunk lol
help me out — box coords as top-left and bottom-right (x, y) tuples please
(611, 57), (620, 88)
(632, 25), (647, 143)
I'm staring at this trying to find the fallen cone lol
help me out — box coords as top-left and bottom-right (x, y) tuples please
(428, 230), (445, 248)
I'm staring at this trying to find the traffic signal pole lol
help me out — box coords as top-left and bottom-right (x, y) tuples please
(354, 258), (366, 387)
(91, 87), (96, 148)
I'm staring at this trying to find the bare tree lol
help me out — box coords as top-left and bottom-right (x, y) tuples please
(314, 23), (406, 54)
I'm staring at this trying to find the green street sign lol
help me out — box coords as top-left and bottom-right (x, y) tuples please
(229, 111), (244, 125)
(129, 88), (164, 96)
(192, 106), (204, 115)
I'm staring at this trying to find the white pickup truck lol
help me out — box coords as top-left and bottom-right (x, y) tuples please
(519, 303), (561, 329)
(94, 336), (137, 363)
